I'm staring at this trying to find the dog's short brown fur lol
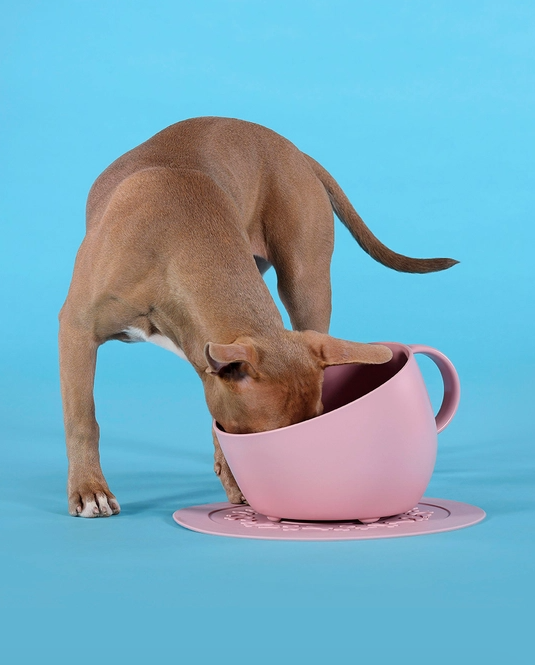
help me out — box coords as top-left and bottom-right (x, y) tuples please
(59, 117), (457, 517)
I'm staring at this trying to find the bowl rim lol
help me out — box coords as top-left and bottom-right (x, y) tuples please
(213, 341), (414, 439)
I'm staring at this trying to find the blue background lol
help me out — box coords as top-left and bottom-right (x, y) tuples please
(1, 1), (533, 661)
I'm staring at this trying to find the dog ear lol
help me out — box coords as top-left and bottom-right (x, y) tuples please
(204, 338), (258, 377)
(302, 331), (393, 368)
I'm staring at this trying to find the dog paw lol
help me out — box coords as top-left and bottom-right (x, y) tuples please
(69, 488), (121, 518)
(227, 489), (249, 505)
(215, 459), (248, 504)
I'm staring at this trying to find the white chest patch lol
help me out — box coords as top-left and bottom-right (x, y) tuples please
(123, 326), (189, 362)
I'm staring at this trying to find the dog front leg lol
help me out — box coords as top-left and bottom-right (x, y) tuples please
(212, 430), (247, 504)
(59, 317), (120, 517)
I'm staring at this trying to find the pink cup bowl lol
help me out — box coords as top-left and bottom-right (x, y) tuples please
(213, 343), (460, 523)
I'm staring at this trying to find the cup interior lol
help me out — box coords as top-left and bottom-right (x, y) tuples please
(321, 344), (408, 414)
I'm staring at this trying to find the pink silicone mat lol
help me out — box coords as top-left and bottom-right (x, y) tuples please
(172, 497), (485, 541)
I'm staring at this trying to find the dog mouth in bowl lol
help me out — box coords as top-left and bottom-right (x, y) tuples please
(215, 347), (408, 433)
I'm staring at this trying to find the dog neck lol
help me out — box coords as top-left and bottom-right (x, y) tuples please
(147, 250), (285, 374)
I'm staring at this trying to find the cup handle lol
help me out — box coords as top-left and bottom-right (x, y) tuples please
(408, 345), (461, 434)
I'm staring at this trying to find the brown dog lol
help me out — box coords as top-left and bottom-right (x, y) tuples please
(59, 117), (457, 517)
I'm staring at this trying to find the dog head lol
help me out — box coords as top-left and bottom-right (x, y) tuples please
(201, 331), (393, 434)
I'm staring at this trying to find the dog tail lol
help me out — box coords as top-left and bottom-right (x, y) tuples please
(305, 154), (458, 273)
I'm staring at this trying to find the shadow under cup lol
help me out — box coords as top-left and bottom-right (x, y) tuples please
(215, 343), (460, 522)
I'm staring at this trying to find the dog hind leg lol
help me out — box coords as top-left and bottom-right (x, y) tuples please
(271, 200), (334, 334)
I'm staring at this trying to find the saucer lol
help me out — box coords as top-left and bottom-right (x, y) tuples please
(172, 497), (485, 541)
